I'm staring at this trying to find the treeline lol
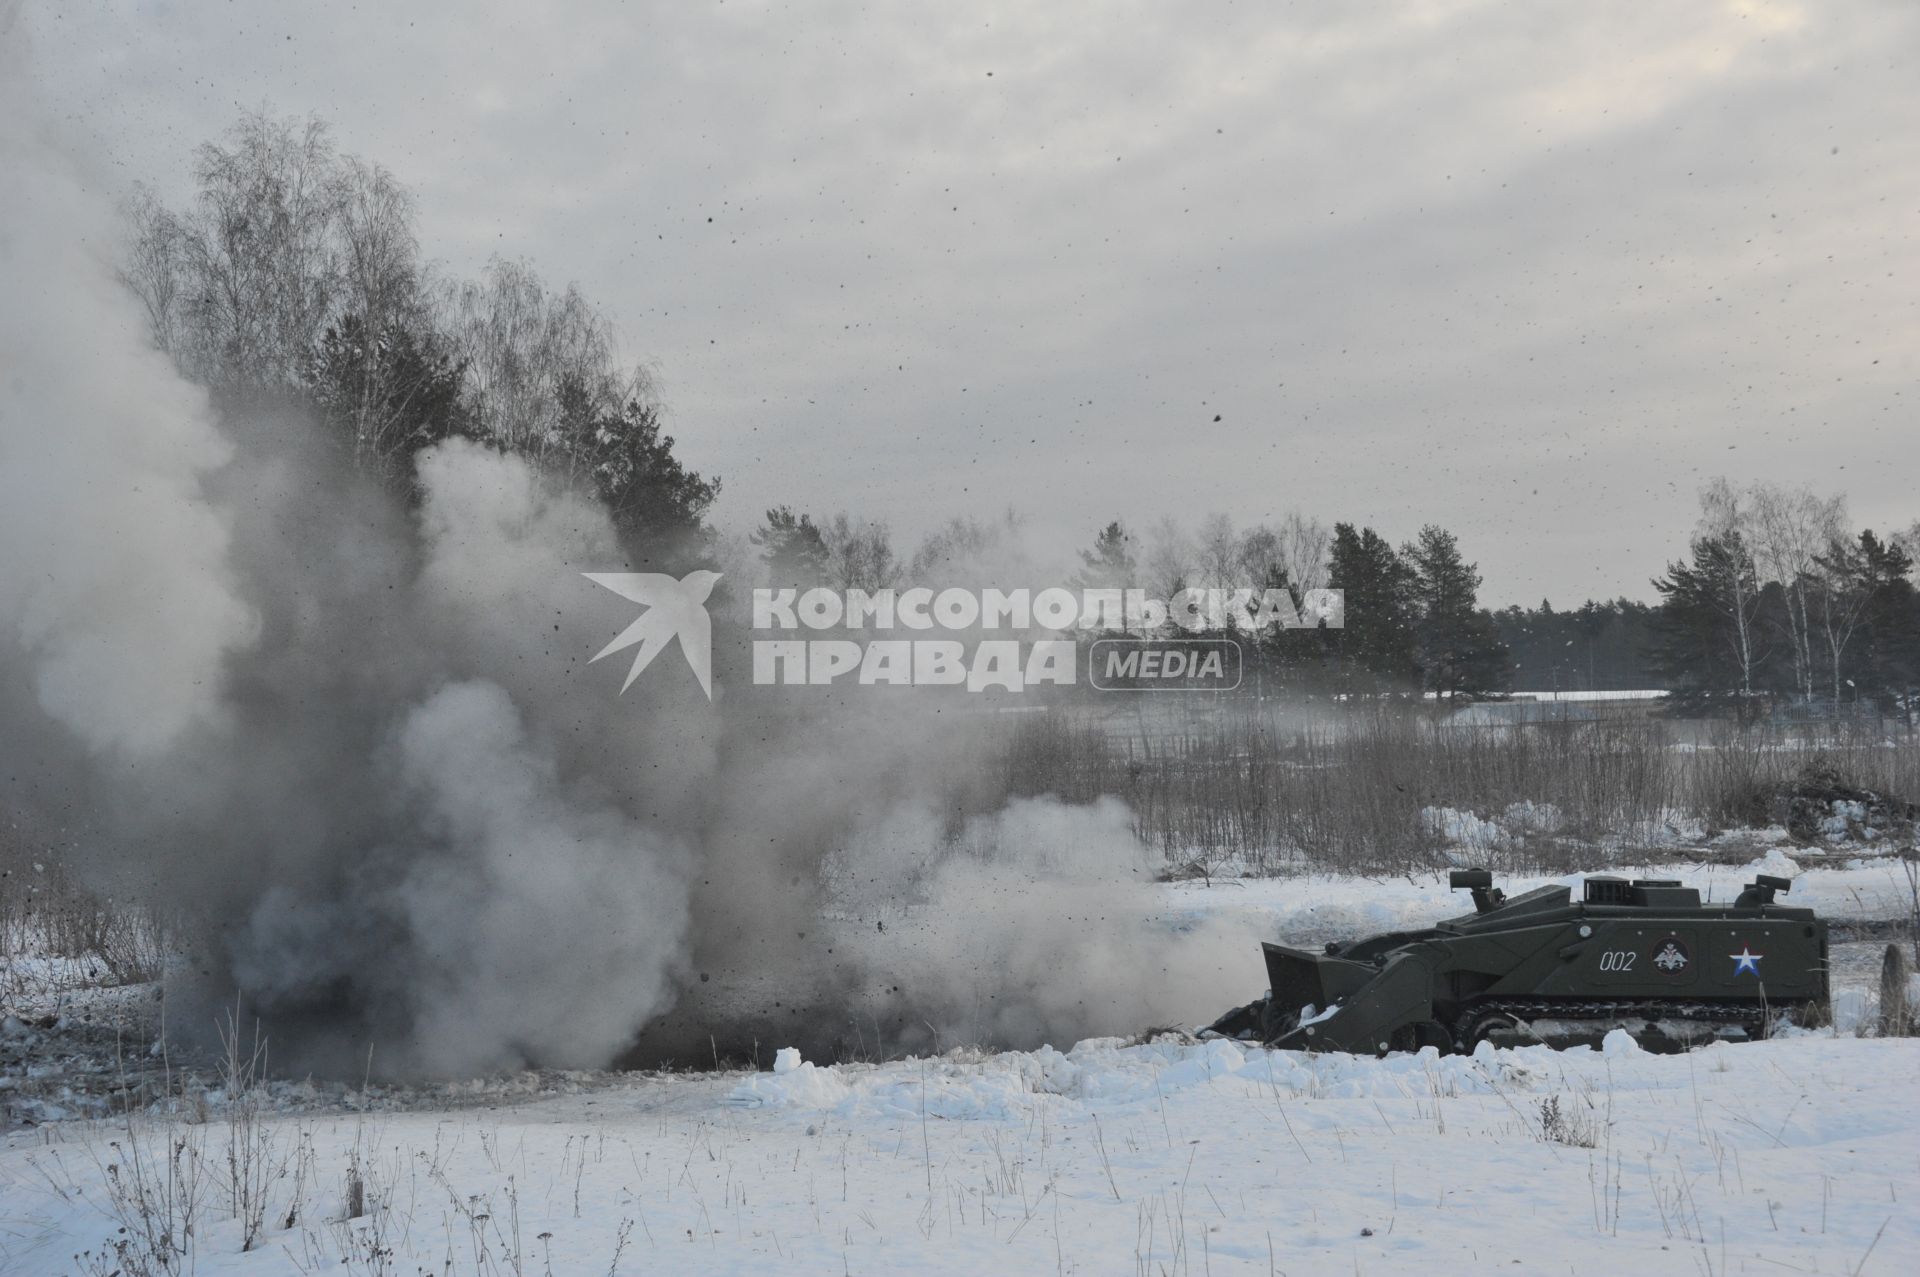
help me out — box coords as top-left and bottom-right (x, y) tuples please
(121, 111), (718, 562)
(751, 508), (1517, 699)
(1651, 481), (1920, 718)
(124, 112), (1916, 716)
(1493, 601), (1663, 693)
(749, 493), (1919, 713)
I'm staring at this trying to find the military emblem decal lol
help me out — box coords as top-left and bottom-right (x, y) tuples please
(1651, 936), (1690, 974)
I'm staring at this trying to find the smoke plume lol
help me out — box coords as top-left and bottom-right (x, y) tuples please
(0, 14), (254, 757)
(0, 17), (1242, 1079)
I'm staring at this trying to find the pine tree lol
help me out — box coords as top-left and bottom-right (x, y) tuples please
(1325, 523), (1419, 693)
(1074, 521), (1137, 590)
(1403, 525), (1508, 698)
(558, 379), (719, 556)
(1651, 532), (1770, 716)
(1071, 520), (1139, 638)
(750, 506), (831, 584)
(1845, 531), (1920, 715)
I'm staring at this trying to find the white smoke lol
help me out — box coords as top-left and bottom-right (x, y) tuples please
(1, 12), (1237, 1079)
(388, 681), (692, 1075)
(1, 13), (706, 1076)
(831, 796), (1262, 1048)
(0, 12), (255, 756)
(203, 436), (710, 1077)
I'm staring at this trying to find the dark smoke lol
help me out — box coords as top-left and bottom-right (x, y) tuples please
(0, 19), (1251, 1079)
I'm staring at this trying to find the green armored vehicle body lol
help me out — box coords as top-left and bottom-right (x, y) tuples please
(1204, 869), (1829, 1054)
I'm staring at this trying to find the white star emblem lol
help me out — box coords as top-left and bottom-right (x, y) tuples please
(1730, 946), (1763, 976)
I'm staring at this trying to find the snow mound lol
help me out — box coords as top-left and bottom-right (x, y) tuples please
(726, 1036), (1547, 1119)
(1421, 802), (1565, 854)
(729, 1048), (852, 1109)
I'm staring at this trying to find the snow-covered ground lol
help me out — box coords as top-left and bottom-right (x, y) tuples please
(3, 1031), (1915, 1275)
(3, 850), (1915, 1275)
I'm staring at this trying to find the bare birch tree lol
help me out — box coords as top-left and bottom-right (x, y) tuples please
(1227, 515), (1330, 596)
(1194, 514), (1240, 592)
(1810, 534), (1873, 705)
(119, 111), (420, 431)
(1142, 516), (1195, 598)
(821, 514), (901, 592)
(432, 257), (635, 464)
(1275, 513), (1332, 592)
(1701, 479), (1848, 703)
(1746, 483), (1847, 701)
(120, 186), (189, 358)
(176, 113), (350, 391)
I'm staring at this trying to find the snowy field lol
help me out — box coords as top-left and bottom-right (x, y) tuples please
(2, 1031), (1914, 1275)
(3, 852), (1916, 1276)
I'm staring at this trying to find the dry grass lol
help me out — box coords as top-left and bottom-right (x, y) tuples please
(0, 844), (172, 1000)
(986, 703), (1919, 875)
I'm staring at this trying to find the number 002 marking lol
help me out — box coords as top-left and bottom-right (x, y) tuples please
(1598, 950), (1637, 972)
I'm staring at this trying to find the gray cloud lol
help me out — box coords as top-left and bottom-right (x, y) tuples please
(19, 0), (1919, 602)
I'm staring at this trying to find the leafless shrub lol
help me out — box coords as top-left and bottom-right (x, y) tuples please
(1, 837), (175, 1002)
(1685, 720), (1780, 829)
(77, 1122), (210, 1277)
(1538, 1095), (1599, 1147)
(217, 1006), (283, 1251)
(986, 704), (1916, 875)
(993, 704), (1690, 873)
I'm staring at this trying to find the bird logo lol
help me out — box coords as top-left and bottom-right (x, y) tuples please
(583, 570), (723, 698)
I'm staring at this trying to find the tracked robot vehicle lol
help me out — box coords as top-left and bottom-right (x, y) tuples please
(1204, 869), (1829, 1054)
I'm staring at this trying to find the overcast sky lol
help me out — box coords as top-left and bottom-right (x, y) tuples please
(22, 0), (1918, 605)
